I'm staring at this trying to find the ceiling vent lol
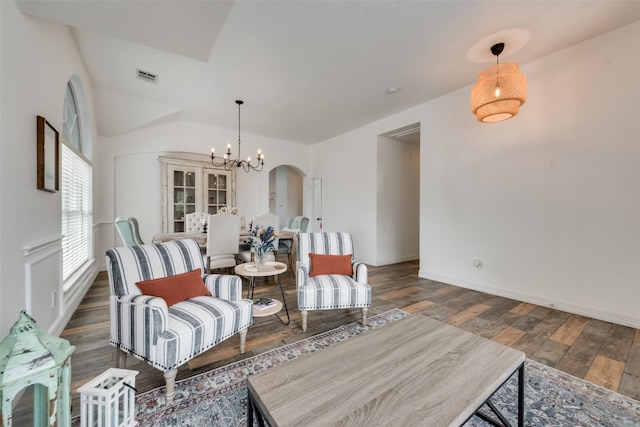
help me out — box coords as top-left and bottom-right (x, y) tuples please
(136, 69), (158, 84)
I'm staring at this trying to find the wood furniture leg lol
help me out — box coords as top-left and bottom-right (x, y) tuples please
(164, 369), (177, 405)
(240, 328), (247, 353)
(301, 310), (308, 332)
(361, 307), (368, 327)
(115, 348), (127, 368)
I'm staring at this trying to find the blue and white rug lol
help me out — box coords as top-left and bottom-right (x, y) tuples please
(80, 309), (640, 426)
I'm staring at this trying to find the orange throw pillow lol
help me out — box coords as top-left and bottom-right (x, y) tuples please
(136, 268), (211, 306)
(309, 253), (353, 277)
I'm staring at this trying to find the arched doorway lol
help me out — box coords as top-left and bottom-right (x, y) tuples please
(269, 165), (304, 228)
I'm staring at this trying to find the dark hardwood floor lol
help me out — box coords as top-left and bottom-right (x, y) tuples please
(62, 260), (640, 418)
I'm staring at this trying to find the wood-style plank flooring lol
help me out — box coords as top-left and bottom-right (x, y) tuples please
(63, 260), (640, 418)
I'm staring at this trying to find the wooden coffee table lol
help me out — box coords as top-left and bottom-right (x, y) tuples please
(235, 261), (290, 325)
(247, 314), (525, 426)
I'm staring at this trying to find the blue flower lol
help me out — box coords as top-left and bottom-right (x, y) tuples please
(246, 225), (278, 254)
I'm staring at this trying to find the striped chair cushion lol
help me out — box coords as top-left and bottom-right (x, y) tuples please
(155, 297), (252, 370)
(298, 274), (371, 311)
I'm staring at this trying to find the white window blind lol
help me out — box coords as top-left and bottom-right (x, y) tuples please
(61, 143), (92, 281)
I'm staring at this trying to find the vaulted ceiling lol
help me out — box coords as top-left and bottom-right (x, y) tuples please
(17, 1), (640, 144)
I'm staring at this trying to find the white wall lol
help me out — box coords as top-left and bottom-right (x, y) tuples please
(311, 105), (424, 265)
(314, 20), (640, 327)
(419, 21), (640, 328)
(377, 136), (420, 265)
(96, 121), (310, 267)
(0, 1), (98, 336)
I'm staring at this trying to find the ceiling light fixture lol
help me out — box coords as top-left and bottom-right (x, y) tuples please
(471, 43), (527, 123)
(211, 100), (264, 172)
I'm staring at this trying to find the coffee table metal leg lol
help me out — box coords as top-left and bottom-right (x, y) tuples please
(471, 362), (525, 427)
(246, 277), (256, 299)
(247, 389), (266, 427)
(247, 391), (254, 426)
(518, 362), (524, 427)
(275, 274), (290, 325)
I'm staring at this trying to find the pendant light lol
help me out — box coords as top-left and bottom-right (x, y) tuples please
(471, 43), (527, 123)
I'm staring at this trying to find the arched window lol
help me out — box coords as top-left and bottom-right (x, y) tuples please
(61, 78), (93, 284)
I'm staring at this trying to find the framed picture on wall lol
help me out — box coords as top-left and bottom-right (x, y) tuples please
(36, 115), (60, 192)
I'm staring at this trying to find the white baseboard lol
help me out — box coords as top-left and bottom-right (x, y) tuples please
(49, 263), (99, 336)
(366, 254), (419, 267)
(419, 270), (640, 329)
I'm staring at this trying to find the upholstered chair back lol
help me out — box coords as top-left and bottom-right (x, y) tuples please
(185, 211), (208, 232)
(114, 217), (144, 246)
(106, 238), (205, 298)
(207, 213), (240, 256)
(297, 232), (354, 271)
(205, 213), (240, 271)
(286, 216), (310, 232)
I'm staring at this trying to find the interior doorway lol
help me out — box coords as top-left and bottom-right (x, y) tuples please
(269, 165), (304, 229)
(377, 123), (420, 264)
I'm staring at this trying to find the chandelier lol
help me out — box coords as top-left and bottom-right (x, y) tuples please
(211, 100), (264, 172)
(471, 43), (527, 123)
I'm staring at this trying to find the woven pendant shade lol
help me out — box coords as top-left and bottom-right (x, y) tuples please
(471, 62), (527, 123)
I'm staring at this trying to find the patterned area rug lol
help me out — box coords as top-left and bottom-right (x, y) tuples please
(74, 309), (640, 426)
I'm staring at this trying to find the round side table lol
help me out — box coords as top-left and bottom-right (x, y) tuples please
(235, 261), (290, 325)
(252, 299), (284, 318)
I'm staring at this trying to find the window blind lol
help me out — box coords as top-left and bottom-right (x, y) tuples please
(61, 143), (92, 281)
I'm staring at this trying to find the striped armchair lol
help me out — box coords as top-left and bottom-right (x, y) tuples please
(106, 239), (253, 404)
(296, 232), (371, 332)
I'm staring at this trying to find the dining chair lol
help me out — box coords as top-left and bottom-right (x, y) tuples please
(278, 216), (309, 268)
(205, 213), (240, 273)
(114, 217), (144, 246)
(239, 213), (280, 264)
(185, 211), (208, 232)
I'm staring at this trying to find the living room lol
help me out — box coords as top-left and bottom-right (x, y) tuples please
(2, 2), (640, 422)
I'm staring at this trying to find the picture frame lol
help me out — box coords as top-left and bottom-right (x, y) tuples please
(37, 115), (60, 192)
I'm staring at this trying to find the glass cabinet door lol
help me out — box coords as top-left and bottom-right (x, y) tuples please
(169, 167), (199, 232)
(161, 156), (236, 233)
(206, 171), (228, 215)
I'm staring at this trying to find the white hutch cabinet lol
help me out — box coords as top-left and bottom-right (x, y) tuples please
(159, 156), (236, 232)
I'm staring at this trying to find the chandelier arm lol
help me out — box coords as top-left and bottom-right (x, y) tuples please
(209, 99), (263, 172)
(210, 153), (227, 168)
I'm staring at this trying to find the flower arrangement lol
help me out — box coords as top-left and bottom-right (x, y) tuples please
(246, 224), (278, 265)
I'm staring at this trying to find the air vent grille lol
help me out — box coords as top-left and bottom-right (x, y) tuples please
(136, 69), (158, 84)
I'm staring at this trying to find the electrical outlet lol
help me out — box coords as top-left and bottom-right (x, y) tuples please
(52, 290), (57, 307)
